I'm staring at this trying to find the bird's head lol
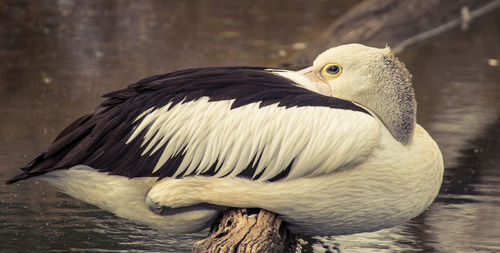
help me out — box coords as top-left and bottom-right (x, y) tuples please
(298, 44), (416, 144)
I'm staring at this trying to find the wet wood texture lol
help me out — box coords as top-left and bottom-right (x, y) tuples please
(192, 209), (290, 253)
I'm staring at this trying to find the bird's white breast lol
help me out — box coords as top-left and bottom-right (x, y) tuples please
(143, 121), (443, 235)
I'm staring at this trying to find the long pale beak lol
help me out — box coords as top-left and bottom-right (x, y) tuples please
(298, 66), (332, 96)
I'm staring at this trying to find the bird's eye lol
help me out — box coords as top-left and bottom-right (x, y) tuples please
(320, 63), (342, 79)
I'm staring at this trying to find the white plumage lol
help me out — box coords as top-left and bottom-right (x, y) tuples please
(132, 99), (376, 180)
(7, 44), (444, 236)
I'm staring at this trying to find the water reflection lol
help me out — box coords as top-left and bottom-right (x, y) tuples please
(428, 115), (500, 253)
(1, 1), (499, 252)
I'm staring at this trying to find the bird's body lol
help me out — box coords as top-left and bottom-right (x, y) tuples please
(7, 44), (444, 236)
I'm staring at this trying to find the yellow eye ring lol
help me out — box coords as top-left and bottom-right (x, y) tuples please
(320, 63), (342, 79)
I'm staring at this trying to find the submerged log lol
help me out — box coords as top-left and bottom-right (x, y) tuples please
(192, 208), (292, 253)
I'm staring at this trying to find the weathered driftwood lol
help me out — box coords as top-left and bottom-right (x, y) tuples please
(192, 208), (291, 253)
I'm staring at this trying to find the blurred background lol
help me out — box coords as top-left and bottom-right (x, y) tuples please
(1, 0), (499, 252)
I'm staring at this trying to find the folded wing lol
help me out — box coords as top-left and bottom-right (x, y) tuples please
(7, 67), (378, 184)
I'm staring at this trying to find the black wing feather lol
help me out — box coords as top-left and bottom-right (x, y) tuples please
(6, 67), (369, 184)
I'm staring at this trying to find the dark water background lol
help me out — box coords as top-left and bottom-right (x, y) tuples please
(1, 1), (499, 252)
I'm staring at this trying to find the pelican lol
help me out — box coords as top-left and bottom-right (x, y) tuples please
(7, 44), (444, 236)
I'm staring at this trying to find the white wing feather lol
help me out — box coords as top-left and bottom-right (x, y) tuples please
(127, 97), (380, 180)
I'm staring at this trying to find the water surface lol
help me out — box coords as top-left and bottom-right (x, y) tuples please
(1, 1), (499, 252)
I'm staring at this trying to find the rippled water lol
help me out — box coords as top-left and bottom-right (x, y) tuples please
(1, 1), (499, 252)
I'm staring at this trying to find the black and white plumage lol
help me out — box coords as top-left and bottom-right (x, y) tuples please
(7, 44), (444, 236)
